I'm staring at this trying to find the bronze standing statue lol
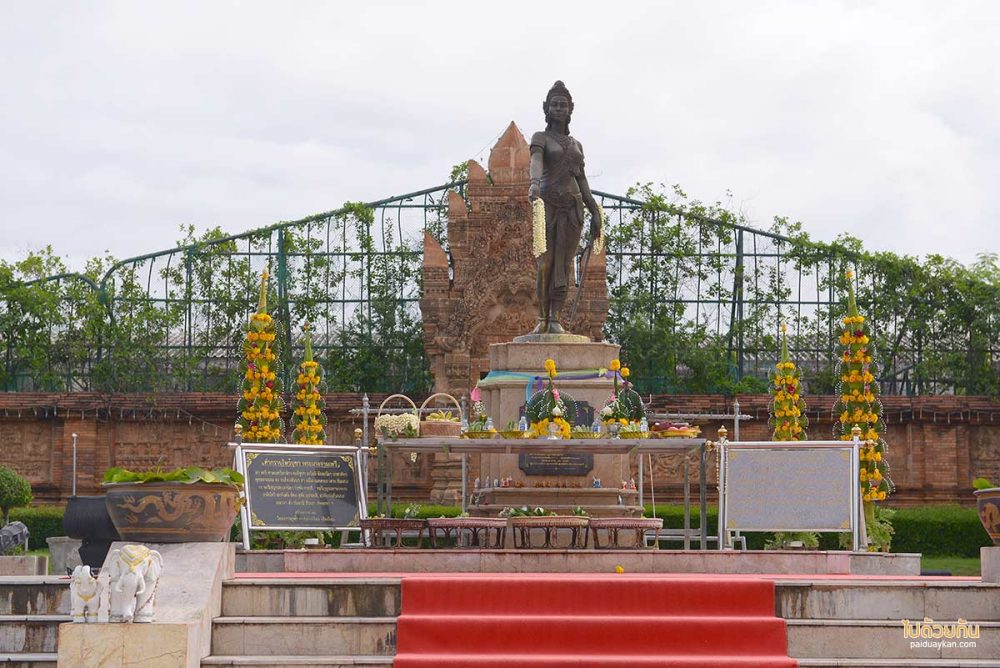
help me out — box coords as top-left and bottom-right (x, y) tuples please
(525, 80), (602, 337)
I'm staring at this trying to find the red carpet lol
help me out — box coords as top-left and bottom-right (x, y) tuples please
(394, 575), (797, 668)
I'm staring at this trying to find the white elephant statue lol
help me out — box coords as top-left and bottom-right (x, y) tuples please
(69, 565), (101, 623)
(107, 544), (163, 623)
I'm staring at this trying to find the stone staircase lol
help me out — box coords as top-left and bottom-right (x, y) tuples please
(202, 576), (1000, 668)
(0, 576), (69, 668)
(778, 579), (1000, 668)
(18, 572), (991, 667)
(201, 577), (399, 668)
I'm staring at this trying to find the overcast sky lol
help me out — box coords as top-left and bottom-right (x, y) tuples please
(3, 1), (999, 272)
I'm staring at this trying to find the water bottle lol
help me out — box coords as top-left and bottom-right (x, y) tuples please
(591, 417), (602, 434)
(639, 416), (649, 432)
(485, 416), (494, 431)
(461, 416), (469, 432)
(518, 415), (528, 432)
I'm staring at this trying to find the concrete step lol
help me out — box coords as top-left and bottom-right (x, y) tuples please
(0, 578), (70, 615)
(788, 619), (1000, 660)
(211, 617), (396, 656)
(0, 652), (58, 668)
(777, 580), (1000, 621)
(203, 656), (393, 667)
(222, 578), (401, 617)
(0, 615), (71, 653)
(798, 660), (1000, 667)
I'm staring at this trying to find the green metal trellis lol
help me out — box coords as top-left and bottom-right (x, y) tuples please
(2, 182), (998, 396)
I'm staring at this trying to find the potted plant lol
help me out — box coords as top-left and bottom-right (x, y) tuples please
(974, 477), (1000, 545)
(102, 466), (243, 542)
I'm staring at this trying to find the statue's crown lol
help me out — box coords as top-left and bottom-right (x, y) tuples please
(545, 80), (573, 105)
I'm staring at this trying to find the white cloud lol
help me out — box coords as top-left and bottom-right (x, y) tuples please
(2, 0), (999, 270)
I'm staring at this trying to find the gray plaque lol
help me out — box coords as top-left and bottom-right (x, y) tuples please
(725, 447), (854, 532)
(519, 452), (595, 476)
(517, 400), (595, 476)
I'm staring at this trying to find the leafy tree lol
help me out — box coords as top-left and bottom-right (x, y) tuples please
(2, 181), (999, 398)
(0, 466), (32, 525)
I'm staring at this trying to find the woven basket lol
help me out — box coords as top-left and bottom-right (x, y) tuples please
(654, 427), (702, 439)
(419, 393), (463, 438)
(375, 394), (420, 438)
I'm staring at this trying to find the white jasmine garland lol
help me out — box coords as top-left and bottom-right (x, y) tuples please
(374, 413), (420, 437)
(532, 198), (547, 257)
(593, 204), (606, 256)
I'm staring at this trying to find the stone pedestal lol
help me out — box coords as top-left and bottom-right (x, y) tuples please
(481, 340), (621, 426)
(474, 340), (639, 516)
(46, 536), (82, 575)
(982, 545), (1000, 583)
(59, 541), (234, 668)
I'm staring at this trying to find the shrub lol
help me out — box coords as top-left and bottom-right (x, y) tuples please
(389, 504), (463, 519)
(219, 501), (990, 555)
(0, 467), (33, 524)
(889, 505), (990, 557)
(9, 506), (64, 551)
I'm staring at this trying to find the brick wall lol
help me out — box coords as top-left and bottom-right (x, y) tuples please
(1, 392), (998, 507)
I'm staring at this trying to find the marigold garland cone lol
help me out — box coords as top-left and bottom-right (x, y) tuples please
(833, 268), (895, 547)
(235, 268), (285, 443)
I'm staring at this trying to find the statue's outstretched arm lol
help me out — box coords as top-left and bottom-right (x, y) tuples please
(528, 139), (544, 200)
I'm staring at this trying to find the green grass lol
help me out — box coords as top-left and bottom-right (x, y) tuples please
(920, 555), (980, 576)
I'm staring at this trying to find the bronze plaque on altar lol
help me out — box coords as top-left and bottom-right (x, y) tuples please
(240, 447), (363, 530)
(518, 453), (594, 476)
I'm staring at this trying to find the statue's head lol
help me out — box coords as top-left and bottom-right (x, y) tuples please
(543, 80), (574, 131)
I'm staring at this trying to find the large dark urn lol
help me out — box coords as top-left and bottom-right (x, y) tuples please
(63, 496), (121, 569)
(104, 482), (241, 542)
(975, 488), (1000, 546)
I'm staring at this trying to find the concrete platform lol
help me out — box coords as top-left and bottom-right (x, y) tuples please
(0, 556), (48, 576)
(236, 549), (921, 576)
